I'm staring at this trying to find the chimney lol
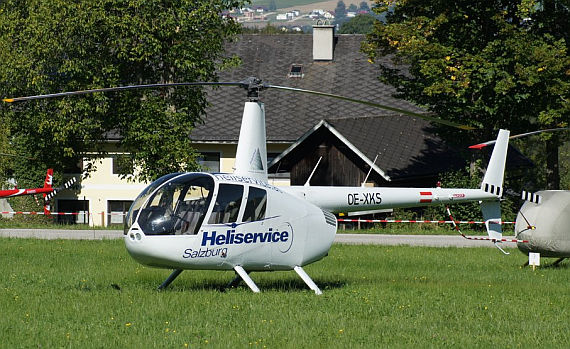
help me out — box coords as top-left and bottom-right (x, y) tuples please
(312, 22), (335, 61)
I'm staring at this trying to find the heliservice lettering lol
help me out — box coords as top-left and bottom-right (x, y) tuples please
(201, 229), (290, 247)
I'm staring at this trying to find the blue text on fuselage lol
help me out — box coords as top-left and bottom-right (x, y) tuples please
(201, 229), (289, 246)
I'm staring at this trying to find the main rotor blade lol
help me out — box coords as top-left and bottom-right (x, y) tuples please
(2, 82), (243, 103)
(3, 76), (476, 130)
(265, 84), (475, 130)
(0, 152), (35, 160)
(469, 127), (570, 149)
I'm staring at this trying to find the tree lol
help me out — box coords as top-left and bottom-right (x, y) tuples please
(0, 0), (246, 184)
(348, 4), (358, 12)
(339, 14), (377, 34)
(334, 1), (348, 24)
(0, 116), (14, 186)
(268, 0), (277, 11)
(364, 0), (569, 189)
(359, 1), (371, 12)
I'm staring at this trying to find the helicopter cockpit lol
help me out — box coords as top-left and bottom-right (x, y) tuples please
(125, 173), (268, 236)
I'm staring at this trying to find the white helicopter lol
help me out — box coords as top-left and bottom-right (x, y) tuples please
(470, 128), (570, 267)
(3, 77), (513, 294)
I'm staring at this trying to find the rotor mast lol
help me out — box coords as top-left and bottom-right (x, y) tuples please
(233, 78), (268, 181)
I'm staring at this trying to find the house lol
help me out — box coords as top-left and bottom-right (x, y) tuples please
(52, 26), (526, 226)
(192, 25), (456, 188)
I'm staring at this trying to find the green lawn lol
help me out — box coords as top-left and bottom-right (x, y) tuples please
(1, 238), (567, 348)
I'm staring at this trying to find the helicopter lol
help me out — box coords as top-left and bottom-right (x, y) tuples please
(0, 168), (76, 214)
(470, 128), (570, 267)
(3, 77), (513, 294)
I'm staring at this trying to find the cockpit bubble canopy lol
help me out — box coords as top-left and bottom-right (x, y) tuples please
(125, 173), (214, 235)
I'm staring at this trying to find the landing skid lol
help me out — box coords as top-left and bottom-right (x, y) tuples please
(294, 266), (322, 295)
(545, 257), (567, 268)
(158, 269), (183, 290)
(159, 266), (323, 294)
(233, 265), (260, 293)
(225, 265), (322, 295)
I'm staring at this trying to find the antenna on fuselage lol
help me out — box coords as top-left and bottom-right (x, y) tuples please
(304, 156), (323, 187)
(361, 154), (379, 187)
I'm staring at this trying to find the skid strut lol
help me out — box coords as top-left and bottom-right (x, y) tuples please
(158, 269), (183, 290)
(294, 266), (322, 295)
(234, 266), (260, 293)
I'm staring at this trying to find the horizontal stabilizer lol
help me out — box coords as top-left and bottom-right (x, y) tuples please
(521, 191), (541, 204)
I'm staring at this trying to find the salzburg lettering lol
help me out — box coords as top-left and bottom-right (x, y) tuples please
(201, 229), (289, 246)
(183, 247), (227, 259)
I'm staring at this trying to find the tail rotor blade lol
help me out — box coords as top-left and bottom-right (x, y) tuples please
(469, 127), (569, 149)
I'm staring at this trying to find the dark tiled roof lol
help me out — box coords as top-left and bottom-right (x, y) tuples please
(192, 33), (425, 142)
(326, 116), (465, 180)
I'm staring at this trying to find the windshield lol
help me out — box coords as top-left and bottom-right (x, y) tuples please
(125, 173), (214, 235)
(124, 173), (183, 234)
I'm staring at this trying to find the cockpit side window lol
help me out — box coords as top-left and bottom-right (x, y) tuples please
(173, 184), (212, 235)
(208, 184), (244, 224)
(242, 187), (267, 222)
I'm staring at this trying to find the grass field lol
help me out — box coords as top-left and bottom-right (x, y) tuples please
(1, 238), (568, 348)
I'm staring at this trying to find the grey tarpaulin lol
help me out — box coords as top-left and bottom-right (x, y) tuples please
(516, 191), (570, 257)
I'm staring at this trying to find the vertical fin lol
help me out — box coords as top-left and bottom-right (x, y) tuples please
(42, 169), (54, 216)
(234, 102), (268, 182)
(479, 129), (509, 242)
(480, 129), (509, 196)
(43, 169), (53, 190)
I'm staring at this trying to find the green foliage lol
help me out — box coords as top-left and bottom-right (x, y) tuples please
(561, 138), (570, 189)
(334, 1), (348, 24)
(359, 1), (370, 12)
(242, 23), (305, 34)
(0, 0), (247, 183)
(268, 0), (277, 11)
(0, 114), (15, 185)
(364, 0), (569, 188)
(339, 14), (377, 34)
(1, 239), (568, 347)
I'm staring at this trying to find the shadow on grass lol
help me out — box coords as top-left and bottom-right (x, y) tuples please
(162, 276), (347, 293)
